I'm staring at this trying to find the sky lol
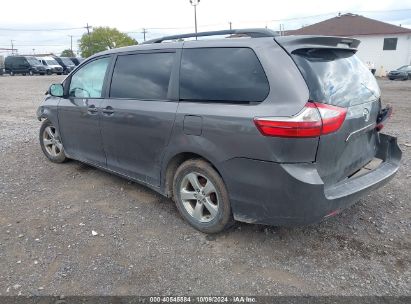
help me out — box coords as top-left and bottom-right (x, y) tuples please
(0, 0), (411, 56)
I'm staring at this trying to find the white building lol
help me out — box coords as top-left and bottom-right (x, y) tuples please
(286, 13), (411, 76)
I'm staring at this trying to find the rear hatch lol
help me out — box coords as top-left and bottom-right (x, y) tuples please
(276, 36), (381, 185)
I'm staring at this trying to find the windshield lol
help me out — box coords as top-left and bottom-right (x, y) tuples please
(292, 49), (380, 107)
(27, 58), (41, 65)
(61, 58), (74, 65)
(46, 59), (59, 65)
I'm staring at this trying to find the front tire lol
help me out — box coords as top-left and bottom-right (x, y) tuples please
(47, 70), (52, 75)
(173, 159), (234, 233)
(29, 70), (34, 76)
(10, 70), (14, 76)
(39, 120), (67, 163)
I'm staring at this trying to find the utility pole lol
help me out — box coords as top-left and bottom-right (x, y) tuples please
(85, 23), (92, 55)
(279, 24), (284, 36)
(32, 48), (35, 55)
(11, 40), (14, 55)
(189, 0), (200, 40)
(85, 23), (92, 35)
(229, 21), (232, 30)
(142, 28), (148, 42)
(68, 35), (73, 54)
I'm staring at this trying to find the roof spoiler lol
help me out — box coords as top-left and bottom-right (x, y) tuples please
(143, 28), (278, 44)
(275, 35), (360, 53)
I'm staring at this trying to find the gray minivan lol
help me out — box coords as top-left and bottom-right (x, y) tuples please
(37, 29), (401, 233)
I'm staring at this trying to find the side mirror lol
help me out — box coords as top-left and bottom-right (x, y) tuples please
(48, 83), (64, 97)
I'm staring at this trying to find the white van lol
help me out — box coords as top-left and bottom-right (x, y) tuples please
(37, 56), (63, 75)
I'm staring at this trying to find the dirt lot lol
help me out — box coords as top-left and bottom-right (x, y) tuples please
(0, 75), (410, 296)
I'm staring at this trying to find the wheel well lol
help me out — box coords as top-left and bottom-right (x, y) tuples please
(164, 152), (222, 198)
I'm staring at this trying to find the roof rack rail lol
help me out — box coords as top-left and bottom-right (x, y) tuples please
(142, 28), (278, 44)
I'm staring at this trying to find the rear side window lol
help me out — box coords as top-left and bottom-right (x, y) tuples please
(110, 52), (174, 100)
(180, 48), (269, 103)
(292, 49), (380, 107)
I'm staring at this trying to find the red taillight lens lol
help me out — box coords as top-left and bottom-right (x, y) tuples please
(315, 102), (347, 135)
(376, 123), (384, 132)
(254, 102), (347, 138)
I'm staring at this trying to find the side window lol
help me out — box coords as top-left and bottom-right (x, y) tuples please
(69, 57), (110, 98)
(383, 38), (397, 50)
(180, 48), (269, 103)
(110, 52), (174, 100)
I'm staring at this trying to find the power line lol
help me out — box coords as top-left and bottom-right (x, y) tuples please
(127, 8), (411, 31)
(0, 43), (68, 46)
(0, 7), (409, 33)
(0, 27), (84, 32)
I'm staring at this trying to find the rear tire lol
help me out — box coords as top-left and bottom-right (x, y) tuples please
(10, 70), (14, 76)
(173, 159), (234, 233)
(29, 70), (34, 76)
(39, 120), (67, 163)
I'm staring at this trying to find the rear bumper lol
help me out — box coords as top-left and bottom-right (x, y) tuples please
(220, 133), (401, 226)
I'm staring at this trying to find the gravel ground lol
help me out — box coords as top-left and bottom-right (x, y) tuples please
(0, 75), (410, 296)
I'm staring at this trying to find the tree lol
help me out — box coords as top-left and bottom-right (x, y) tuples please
(78, 26), (137, 58)
(61, 49), (75, 57)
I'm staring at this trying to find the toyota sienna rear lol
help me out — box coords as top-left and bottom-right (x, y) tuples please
(37, 29), (401, 233)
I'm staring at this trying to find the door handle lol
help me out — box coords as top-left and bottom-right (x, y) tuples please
(102, 106), (114, 116)
(87, 105), (98, 115)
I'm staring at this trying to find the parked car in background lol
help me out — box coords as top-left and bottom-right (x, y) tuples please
(53, 56), (76, 74)
(0, 55), (4, 75)
(5, 56), (46, 76)
(37, 56), (63, 75)
(69, 57), (84, 66)
(37, 29), (401, 233)
(387, 65), (411, 80)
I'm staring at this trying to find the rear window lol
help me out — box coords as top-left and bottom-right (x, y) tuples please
(180, 48), (269, 103)
(292, 49), (380, 107)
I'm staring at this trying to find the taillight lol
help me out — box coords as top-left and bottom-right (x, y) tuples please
(254, 102), (347, 138)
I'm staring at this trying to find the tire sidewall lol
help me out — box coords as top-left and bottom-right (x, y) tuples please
(173, 160), (233, 233)
(39, 120), (67, 163)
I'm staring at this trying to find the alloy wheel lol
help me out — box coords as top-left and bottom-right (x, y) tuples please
(42, 126), (63, 157)
(179, 172), (219, 223)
